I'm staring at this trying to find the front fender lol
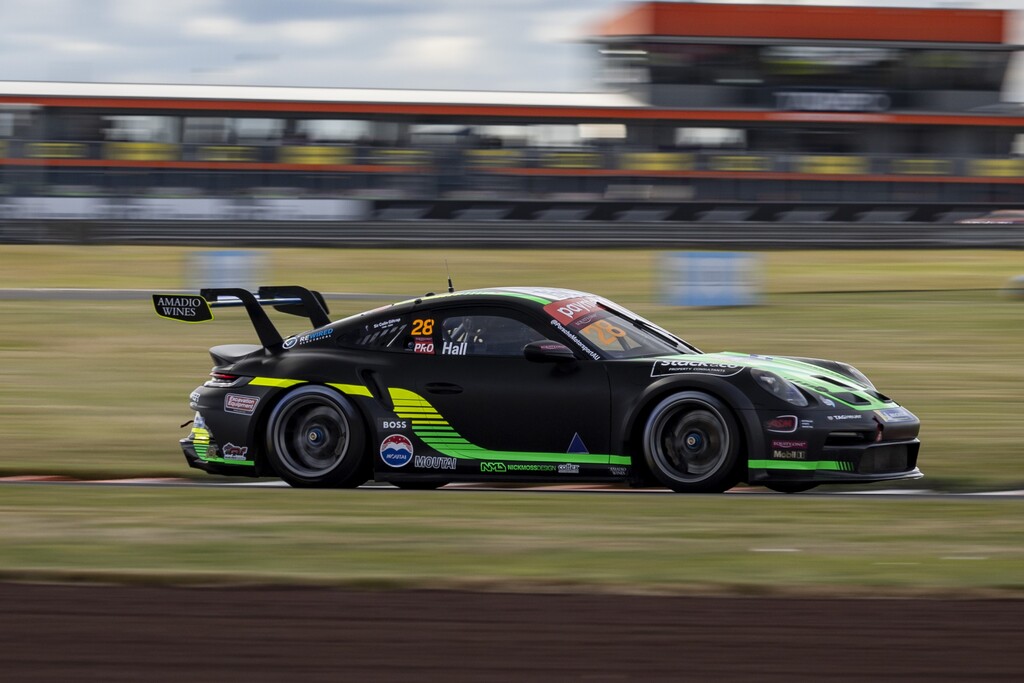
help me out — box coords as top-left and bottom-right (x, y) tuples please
(618, 375), (766, 468)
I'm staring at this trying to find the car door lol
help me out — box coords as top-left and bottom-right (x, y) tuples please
(410, 305), (612, 461)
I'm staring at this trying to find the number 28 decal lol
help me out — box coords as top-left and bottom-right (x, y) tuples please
(592, 319), (626, 345)
(411, 319), (435, 336)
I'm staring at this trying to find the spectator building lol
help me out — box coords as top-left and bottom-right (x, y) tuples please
(1, 2), (1022, 213)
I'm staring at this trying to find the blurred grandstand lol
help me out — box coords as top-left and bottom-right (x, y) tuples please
(1, 1), (1023, 246)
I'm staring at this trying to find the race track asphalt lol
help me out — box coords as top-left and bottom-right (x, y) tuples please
(2, 583), (1021, 681)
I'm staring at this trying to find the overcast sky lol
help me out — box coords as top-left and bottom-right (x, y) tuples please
(0, 0), (1021, 93)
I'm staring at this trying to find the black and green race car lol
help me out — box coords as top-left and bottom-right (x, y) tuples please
(154, 285), (921, 493)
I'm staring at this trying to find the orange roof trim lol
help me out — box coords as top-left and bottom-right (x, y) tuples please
(595, 2), (1007, 44)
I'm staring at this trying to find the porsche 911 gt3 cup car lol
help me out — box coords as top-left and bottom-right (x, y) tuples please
(153, 285), (921, 493)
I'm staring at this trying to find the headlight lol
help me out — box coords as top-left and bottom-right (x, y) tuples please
(837, 362), (874, 389)
(752, 368), (808, 406)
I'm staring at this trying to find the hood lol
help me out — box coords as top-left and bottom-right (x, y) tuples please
(647, 351), (895, 410)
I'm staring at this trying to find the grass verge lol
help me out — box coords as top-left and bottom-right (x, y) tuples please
(0, 484), (1021, 597)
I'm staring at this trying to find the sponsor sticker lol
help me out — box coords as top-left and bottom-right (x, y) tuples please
(189, 390), (202, 406)
(379, 418), (409, 431)
(221, 442), (249, 460)
(770, 439), (808, 460)
(610, 466), (629, 477)
(571, 311), (604, 329)
(441, 340), (467, 355)
(651, 360), (743, 378)
(506, 464), (557, 472)
(413, 336), (435, 354)
(827, 414), (861, 422)
(549, 319), (601, 361)
(414, 455), (457, 470)
(380, 434), (414, 468)
(544, 297), (602, 325)
(557, 463), (580, 474)
(875, 407), (915, 423)
(480, 462), (507, 473)
(373, 317), (401, 330)
(152, 294), (213, 323)
(224, 393), (259, 415)
(567, 433), (589, 454)
(287, 328), (334, 349)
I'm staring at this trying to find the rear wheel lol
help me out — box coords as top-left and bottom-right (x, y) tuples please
(265, 385), (368, 488)
(642, 392), (742, 493)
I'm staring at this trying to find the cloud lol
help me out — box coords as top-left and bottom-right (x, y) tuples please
(55, 40), (117, 56)
(183, 16), (246, 39)
(110, 0), (221, 30)
(278, 20), (354, 46)
(0, 0), (618, 89)
(386, 35), (482, 71)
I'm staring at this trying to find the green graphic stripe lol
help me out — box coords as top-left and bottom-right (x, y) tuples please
(702, 352), (892, 411)
(250, 377), (306, 388)
(326, 382), (373, 397)
(249, 378), (372, 398)
(392, 386), (629, 466)
(748, 459), (853, 472)
(468, 291), (552, 304)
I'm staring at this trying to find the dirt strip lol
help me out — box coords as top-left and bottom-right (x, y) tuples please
(1, 583), (1021, 681)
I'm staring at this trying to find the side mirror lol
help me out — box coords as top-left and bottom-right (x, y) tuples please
(524, 340), (576, 363)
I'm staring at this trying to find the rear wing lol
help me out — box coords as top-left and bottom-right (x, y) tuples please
(153, 286), (330, 350)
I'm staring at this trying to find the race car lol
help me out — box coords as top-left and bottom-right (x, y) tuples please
(153, 285), (922, 493)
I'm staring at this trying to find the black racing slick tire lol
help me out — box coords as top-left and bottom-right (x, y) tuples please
(642, 392), (742, 493)
(265, 385), (369, 488)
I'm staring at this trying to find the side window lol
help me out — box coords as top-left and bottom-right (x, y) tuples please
(336, 315), (411, 350)
(438, 314), (546, 357)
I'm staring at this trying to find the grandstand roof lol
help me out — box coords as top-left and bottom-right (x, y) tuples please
(594, 2), (1009, 45)
(0, 81), (644, 109)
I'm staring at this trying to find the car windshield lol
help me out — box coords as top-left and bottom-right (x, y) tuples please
(545, 296), (698, 359)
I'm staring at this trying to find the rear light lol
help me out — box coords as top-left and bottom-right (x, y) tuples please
(766, 415), (798, 433)
(204, 372), (246, 388)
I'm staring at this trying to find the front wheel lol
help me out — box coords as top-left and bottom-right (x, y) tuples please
(642, 392), (742, 493)
(265, 385), (368, 488)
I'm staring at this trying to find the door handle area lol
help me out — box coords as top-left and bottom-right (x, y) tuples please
(425, 382), (463, 395)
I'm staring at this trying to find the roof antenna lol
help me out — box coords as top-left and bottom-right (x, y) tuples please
(445, 259), (455, 293)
